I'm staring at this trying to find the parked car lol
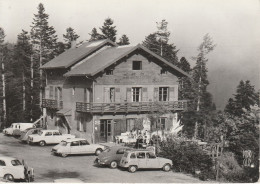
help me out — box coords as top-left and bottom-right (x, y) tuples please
(52, 138), (106, 157)
(19, 128), (42, 143)
(119, 150), (172, 173)
(94, 146), (133, 168)
(28, 130), (75, 146)
(0, 156), (34, 182)
(3, 123), (35, 136)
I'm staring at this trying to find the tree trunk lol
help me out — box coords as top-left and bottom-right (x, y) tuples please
(39, 38), (43, 114)
(22, 71), (25, 111)
(1, 59), (6, 127)
(30, 54), (33, 121)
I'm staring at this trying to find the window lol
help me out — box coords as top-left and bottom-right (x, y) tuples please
(11, 160), (22, 166)
(158, 118), (166, 130)
(106, 69), (113, 75)
(45, 132), (53, 136)
(137, 152), (145, 159)
(132, 87), (142, 102)
(132, 61), (142, 70)
(117, 148), (125, 154)
(71, 141), (80, 147)
(159, 87), (169, 101)
(79, 117), (84, 132)
(110, 88), (115, 102)
(130, 153), (136, 159)
(161, 69), (167, 74)
(80, 140), (89, 145)
(53, 132), (61, 136)
(0, 160), (6, 166)
(146, 152), (156, 159)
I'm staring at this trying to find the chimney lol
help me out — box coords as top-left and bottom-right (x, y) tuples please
(71, 40), (77, 48)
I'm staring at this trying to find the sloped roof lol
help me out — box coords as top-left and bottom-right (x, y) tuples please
(64, 44), (190, 78)
(41, 39), (117, 69)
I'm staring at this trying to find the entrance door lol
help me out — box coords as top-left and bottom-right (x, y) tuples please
(100, 120), (112, 142)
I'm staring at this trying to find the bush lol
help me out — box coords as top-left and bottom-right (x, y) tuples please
(158, 138), (214, 180)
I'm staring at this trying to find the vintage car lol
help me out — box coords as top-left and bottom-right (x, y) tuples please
(19, 128), (42, 143)
(94, 146), (133, 168)
(28, 130), (75, 146)
(119, 150), (172, 173)
(3, 123), (35, 136)
(51, 138), (106, 157)
(0, 156), (34, 182)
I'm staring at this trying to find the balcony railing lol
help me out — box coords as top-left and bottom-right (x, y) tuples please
(76, 101), (187, 113)
(42, 99), (63, 110)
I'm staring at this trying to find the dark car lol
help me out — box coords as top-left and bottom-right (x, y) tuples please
(19, 128), (42, 143)
(94, 146), (133, 168)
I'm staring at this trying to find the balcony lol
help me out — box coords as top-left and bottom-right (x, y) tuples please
(76, 101), (187, 114)
(42, 99), (63, 110)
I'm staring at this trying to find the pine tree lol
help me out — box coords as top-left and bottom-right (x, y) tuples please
(30, 3), (58, 120)
(117, 34), (130, 46)
(63, 27), (79, 49)
(89, 28), (104, 41)
(192, 33), (216, 139)
(142, 20), (178, 65)
(99, 18), (117, 42)
(225, 80), (259, 117)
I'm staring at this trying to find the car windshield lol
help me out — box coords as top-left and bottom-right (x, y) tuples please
(103, 148), (111, 153)
(38, 131), (43, 136)
(60, 141), (67, 146)
(11, 160), (22, 166)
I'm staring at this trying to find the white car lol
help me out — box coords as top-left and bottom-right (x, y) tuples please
(51, 138), (106, 157)
(28, 130), (75, 146)
(3, 123), (34, 136)
(0, 156), (34, 182)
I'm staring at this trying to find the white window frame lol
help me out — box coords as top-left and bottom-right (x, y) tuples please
(132, 87), (142, 102)
(159, 87), (169, 101)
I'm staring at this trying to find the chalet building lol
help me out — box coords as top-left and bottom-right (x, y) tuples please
(41, 39), (189, 143)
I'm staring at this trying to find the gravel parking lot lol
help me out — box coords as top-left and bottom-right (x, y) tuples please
(0, 133), (204, 183)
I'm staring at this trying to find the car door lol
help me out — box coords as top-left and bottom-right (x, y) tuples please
(70, 141), (80, 154)
(136, 152), (147, 168)
(53, 131), (62, 143)
(146, 152), (159, 168)
(79, 140), (90, 154)
(44, 132), (53, 144)
(0, 160), (6, 177)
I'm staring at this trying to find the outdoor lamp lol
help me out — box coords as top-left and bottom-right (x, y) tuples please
(250, 163), (255, 168)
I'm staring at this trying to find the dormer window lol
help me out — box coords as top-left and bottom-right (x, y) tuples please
(106, 69), (113, 75)
(132, 61), (142, 70)
(161, 69), (167, 74)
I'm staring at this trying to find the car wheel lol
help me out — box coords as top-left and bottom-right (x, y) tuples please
(4, 174), (14, 181)
(163, 164), (171, 172)
(95, 149), (102, 156)
(110, 161), (118, 169)
(61, 153), (68, 158)
(39, 140), (46, 146)
(128, 165), (137, 173)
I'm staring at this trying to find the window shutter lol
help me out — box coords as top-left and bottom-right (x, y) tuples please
(166, 118), (172, 131)
(103, 87), (110, 103)
(126, 88), (132, 102)
(169, 87), (175, 101)
(154, 87), (159, 101)
(77, 120), (79, 131)
(54, 87), (58, 100)
(115, 88), (121, 102)
(49, 86), (53, 99)
(83, 121), (87, 132)
(142, 88), (148, 102)
(45, 86), (50, 98)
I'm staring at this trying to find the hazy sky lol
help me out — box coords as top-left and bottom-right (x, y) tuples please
(0, 0), (260, 109)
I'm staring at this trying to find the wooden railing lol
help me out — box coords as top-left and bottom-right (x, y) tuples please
(76, 101), (187, 113)
(42, 99), (63, 110)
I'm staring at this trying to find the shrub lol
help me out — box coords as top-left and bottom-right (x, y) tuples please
(158, 138), (214, 180)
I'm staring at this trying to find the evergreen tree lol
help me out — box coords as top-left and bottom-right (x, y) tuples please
(143, 20), (178, 65)
(63, 27), (79, 49)
(225, 80), (259, 117)
(0, 27), (6, 128)
(30, 3), (58, 120)
(89, 28), (104, 41)
(99, 18), (117, 42)
(117, 34), (130, 46)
